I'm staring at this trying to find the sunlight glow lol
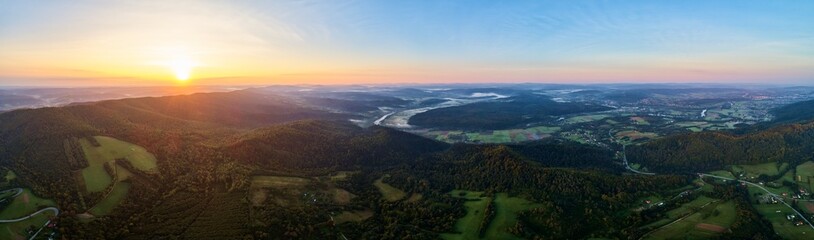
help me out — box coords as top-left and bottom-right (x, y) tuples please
(168, 57), (195, 81)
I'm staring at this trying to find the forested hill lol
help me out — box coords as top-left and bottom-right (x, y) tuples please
(224, 120), (449, 172)
(628, 121), (814, 173)
(408, 94), (612, 129)
(0, 90), (339, 206)
(386, 144), (691, 238)
(769, 98), (814, 124)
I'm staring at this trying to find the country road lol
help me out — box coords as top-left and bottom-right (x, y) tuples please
(1, 188), (60, 240)
(621, 145), (655, 175)
(0, 207), (59, 223)
(0, 188), (23, 198)
(699, 173), (814, 229)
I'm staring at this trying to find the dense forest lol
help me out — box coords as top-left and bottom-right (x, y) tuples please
(768, 99), (814, 125)
(409, 94), (612, 129)
(628, 121), (814, 173)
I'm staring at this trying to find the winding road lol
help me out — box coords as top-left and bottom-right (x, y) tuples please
(0, 188), (22, 199)
(620, 145), (655, 175)
(699, 173), (814, 229)
(0, 207), (60, 223)
(0, 188), (61, 240)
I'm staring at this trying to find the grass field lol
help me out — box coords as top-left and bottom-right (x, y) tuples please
(731, 162), (787, 179)
(333, 210), (374, 224)
(615, 130), (658, 144)
(0, 211), (54, 240)
(630, 116), (650, 125)
(796, 161), (814, 192)
(250, 175), (354, 206)
(3, 170), (15, 182)
(565, 114), (610, 124)
(0, 188), (56, 219)
(483, 193), (543, 239)
(707, 170), (736, 179)
(89, 182), (131, 216)
(645, 200), (736, 239)
(442, 190), (489, 240)
(442, 191), (541, 240)
(752, 203), (812, 239)
(374, 175), (407, 202)
(642, 195), (717, 229)
(79, 136), (158, 192)
(426, 126), (560, 144)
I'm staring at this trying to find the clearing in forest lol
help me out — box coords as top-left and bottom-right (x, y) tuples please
(442, 191), (542, 240)
(250, 175), (355, 207)
(79, 136), (158, 192)
(373, 174), (407, 202)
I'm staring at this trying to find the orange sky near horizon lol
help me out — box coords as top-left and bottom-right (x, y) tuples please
(1, 1), (812, 86)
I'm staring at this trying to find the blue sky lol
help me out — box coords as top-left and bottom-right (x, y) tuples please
(0, 0), (812, 86)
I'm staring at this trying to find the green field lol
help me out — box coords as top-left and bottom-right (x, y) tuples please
(80, 136), (158, 192)
(0, 211), (54, 240)
(645, 201), (736, 239)
(0, 188), (56, 219)
(731, 162), (787, 179)
(442, 190), (489, 240)
(642, 195), (717, 229)
(374, 175), (407, 202)
(752, 203), (812, 239)
(565, 114), (610, 124)
(426, 126), (560, 144)
(333, 210), (374, 224)
(483, 193), (543, 239)
(89, 182), (131, 215)
(442, 191), (541, 240)
(707, 170), (736, 179)
(630, 116), (650, 125)
(3, 170), (15, 182)
(615, 130), (658, 144)
(796, 161), (814, 192)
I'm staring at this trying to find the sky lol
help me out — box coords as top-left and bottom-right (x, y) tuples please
(0, 0), (812, 86)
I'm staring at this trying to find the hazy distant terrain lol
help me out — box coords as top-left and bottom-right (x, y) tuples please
(0, 86), (248, 111)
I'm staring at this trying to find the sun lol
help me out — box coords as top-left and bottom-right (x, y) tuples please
(168, 57), (195, 81)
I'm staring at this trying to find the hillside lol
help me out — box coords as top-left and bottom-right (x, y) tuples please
(769, 99), (814, 124)
(409, 94), (612, 129)
(628, 121), (814, 173)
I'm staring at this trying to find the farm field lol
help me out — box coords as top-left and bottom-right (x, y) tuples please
(373, 175), (407, 202)
(89, 182), (132, 216)
(731, 162), (787, 179)
(796, 161), (814, 192)
(642, 195), (717, 229)
(565, 114), (610, 124)
(79, 136), (158, 192)
(752, 203), (812, 239)
(615, 130), (658, 144)
(0, 188), (56, 219)
(629, 116), (650, 125)
(644, 200), (736, 239)
(425, 126), (560, 143)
